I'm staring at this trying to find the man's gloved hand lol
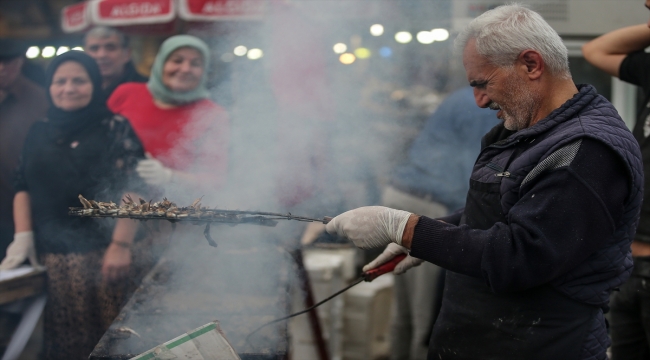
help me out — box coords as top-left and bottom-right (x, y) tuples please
(0, 231), (40, 270)
(363, 243), (424, 275)
(136, 153), (173, 186)
(325, 206), (412, 249)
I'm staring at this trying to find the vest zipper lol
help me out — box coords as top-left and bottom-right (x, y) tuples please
(495, 171), (511, 177)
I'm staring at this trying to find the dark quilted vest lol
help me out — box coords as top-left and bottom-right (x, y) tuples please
(475, 85), (643, 306)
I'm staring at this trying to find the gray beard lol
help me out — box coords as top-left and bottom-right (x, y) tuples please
(501, 79), (537, 131)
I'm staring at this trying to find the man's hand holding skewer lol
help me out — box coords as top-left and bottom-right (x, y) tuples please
(325, 206), (424, 275)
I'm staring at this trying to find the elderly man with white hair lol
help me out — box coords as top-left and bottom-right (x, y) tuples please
(327, 4), (644, 359)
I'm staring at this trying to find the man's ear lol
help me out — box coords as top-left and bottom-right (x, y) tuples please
(518, 50), (544, 80)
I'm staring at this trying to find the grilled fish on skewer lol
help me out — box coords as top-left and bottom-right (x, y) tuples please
(78, 194), (93, 209)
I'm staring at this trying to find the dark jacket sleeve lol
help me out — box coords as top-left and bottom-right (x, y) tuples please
(620, 51), (650, 94)
(410, 139), (630, 293)
(435, 209), (463, 225)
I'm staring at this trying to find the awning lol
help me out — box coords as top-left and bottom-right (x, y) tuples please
(178, 0), (266, 21)
(62, 2), (91, 33)
(61, 0), (266, 33)
(88, 0), (175, 26)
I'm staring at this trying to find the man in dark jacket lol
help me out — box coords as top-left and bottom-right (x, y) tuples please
(84, 26), (147, 97)
(326, 4), (644, 359)
(582, 2), (650, 358)
(0, 39), (48, 256)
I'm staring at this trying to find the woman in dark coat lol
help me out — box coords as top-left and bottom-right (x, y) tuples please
(0, 51), (147, 359)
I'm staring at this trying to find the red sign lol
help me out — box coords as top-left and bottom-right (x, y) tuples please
(179, 0), (266, 21)
(61, 2), (89, 33)
(89, 0), (176, 26)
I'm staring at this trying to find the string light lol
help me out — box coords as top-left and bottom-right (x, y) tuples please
(395, 31), (413, 44)
(379, 47), (392, 58)
(56, 46), (70, 55)
(247, 48), (263, 60)
(416, 31), (435, 44)
(339, 53), (356, 65)
(370, 24), (384, 36)
(333, 43), (347, 54)
(41, 46), (56, 58)
(431, 28), (449, 41)
(354, 48), (371, 59)
(233, 46), (247, 56)
(26, 46), (40, 59)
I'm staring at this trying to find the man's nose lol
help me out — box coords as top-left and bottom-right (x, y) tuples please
(473, 88), (490, 108)
(96, 47), (108, 58)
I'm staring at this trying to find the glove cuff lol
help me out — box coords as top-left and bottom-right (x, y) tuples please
(15, 231), (34, 242)
(393, 210), (412, 245)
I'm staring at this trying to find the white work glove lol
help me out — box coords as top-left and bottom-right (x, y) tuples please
(0, 231), (40, 270)
(363, 243), (424, 275)
(325, 206), (412, 249)
(136, 153), (173, 186)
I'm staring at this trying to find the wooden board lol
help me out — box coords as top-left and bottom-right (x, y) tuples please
(0, 268), (46, 305)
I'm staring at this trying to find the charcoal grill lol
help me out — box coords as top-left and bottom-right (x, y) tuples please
(90, 233), (290, 360)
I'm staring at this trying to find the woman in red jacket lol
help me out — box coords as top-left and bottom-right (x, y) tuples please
(108, 35), (229, 197)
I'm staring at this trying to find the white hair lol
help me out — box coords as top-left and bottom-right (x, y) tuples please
(455, 3), (570, 79)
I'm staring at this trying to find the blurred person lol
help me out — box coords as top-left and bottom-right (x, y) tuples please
(326, 4), (643, 359)
(108, 35), (229, 199)
(582, 4), (650, 358)
(84, 26), (147, 96)
(20, 59), (46, 88)
(0, 39), (47, 256)
(0, 51), (146, 359)
(382, 86), (498, 360)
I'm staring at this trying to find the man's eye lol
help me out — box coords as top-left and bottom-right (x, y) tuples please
(88, 46), (99, 52)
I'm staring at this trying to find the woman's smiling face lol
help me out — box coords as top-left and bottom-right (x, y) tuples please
(49, 61), (93, 111)
(162, 47), (204, 93)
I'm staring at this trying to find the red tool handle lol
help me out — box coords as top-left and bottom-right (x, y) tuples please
(363, 254), (407, 282)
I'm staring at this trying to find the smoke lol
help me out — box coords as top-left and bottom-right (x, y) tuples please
(101, 1), (456, 357)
